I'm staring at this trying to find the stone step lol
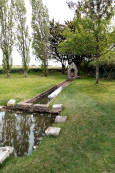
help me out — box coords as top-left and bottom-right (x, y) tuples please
(55, 116), (67, 123)
(52, 104), (63, 113)
(0, 147), (14, 164)
(45, 127), (61, 137)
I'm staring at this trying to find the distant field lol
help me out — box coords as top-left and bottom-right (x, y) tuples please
(0, 65), (62, 70)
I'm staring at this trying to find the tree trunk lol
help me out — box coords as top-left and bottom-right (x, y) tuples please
(43, 59), (47, 77)
(6, 71), (10, 78)
(95, 34), (100, 84)
(24, 70), (28, 78)
(44, 67), (47, 77)
(96, 57), (99, 84)
(61, 63), (65, 74)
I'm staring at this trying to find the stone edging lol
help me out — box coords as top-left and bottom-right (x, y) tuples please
(6, 80), (70, 114)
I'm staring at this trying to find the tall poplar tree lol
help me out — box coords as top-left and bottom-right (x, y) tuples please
(15, 0), (31, 77)
(32, 0), (50, 76)
(0, 0), (14, 77)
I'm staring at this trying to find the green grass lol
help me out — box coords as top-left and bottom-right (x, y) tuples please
(0, 75), (115, 173)
(0, 72), (65, 105)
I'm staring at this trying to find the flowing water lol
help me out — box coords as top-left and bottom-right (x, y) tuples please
(0, 111), (54, 157)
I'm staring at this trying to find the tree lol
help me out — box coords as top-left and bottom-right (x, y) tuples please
(15, 0), (31, 77)
(67, 0), (114, 83)
(50, 20), (68, 74)
(32, 0), (50, 76)
(58, 17), (94, 72)
(0, 0), (14, 77)
(100, 28), (115, 65)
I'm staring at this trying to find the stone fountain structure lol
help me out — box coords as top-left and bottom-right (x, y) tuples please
(68, 62), (78, 80)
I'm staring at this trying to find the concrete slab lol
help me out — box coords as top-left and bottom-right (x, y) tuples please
(55, 116), (67, 123)
(7, 99), (16, 107)
(0, 147), (14, 164)
(45, 127), (61, 136)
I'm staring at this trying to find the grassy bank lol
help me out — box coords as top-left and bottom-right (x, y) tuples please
(0, 76), (115, 173)
(0, 72), (65, 105)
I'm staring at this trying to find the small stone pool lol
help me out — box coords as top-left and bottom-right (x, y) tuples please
(0, 111), (55, 157)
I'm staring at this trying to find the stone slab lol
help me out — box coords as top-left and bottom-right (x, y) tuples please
(32, 104), (49, 112)
(7, 99), (16, 107)
(55, 116), (67, 123)
(33, 104), (49, 108)
(15, 103), (49, 113)
(52, 104), (63, 109)
(0, 147), (14, 164)
(48, 87), (63, 99)
(52, 104), (63, 113)
(45, 127), (61, 136)
(16, 103), (33, 110)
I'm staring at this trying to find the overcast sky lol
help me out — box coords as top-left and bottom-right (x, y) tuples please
(0, 0), (75, 66)
(43, 0), (75, 23)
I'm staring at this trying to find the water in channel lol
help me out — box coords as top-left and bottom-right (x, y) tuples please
(0, 111), (55, 157)
(34, 94), (52, 104)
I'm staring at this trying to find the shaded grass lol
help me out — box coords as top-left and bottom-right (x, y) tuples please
(0, 72), (65, 105)
(0, 77), (115, 173)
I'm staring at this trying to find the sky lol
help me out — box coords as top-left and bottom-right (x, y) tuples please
(43, 0), (75, 23)
(0, 0), (75, 66)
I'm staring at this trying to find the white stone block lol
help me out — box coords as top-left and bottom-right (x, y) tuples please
(45, 127), (61, 136)
(48, 87), (63, 99)
(52, 104), (63, 109)
(0, 147), (14, 164)
(55, 116), (67, 123)
(7, 99), (16, 106)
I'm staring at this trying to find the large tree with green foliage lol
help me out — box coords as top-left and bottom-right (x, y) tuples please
(32, 0), (50, 76)
(15, 0), (31, 77)
(0, 0), (14, 77)
(58, 17), (95, 73)
(66, 0), (114, 83)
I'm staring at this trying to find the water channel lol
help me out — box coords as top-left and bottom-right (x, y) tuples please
(34, 94), (51, 104)
(0, 111), (55, 157)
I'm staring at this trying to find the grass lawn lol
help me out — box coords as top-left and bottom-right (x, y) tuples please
(0, 72), (65, 105)
(0, 75), (115, 173)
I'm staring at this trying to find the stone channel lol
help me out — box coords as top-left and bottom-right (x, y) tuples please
(6, 80), (71, 114)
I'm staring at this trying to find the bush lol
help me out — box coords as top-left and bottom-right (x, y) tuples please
(0, 67), (62, 74)
(81, 63), (115, 79)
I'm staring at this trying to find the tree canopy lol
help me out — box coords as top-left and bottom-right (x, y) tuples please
(0, 0), (15, 77)
(15, 0), (31, 77)
(60, 0), (115, 83)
